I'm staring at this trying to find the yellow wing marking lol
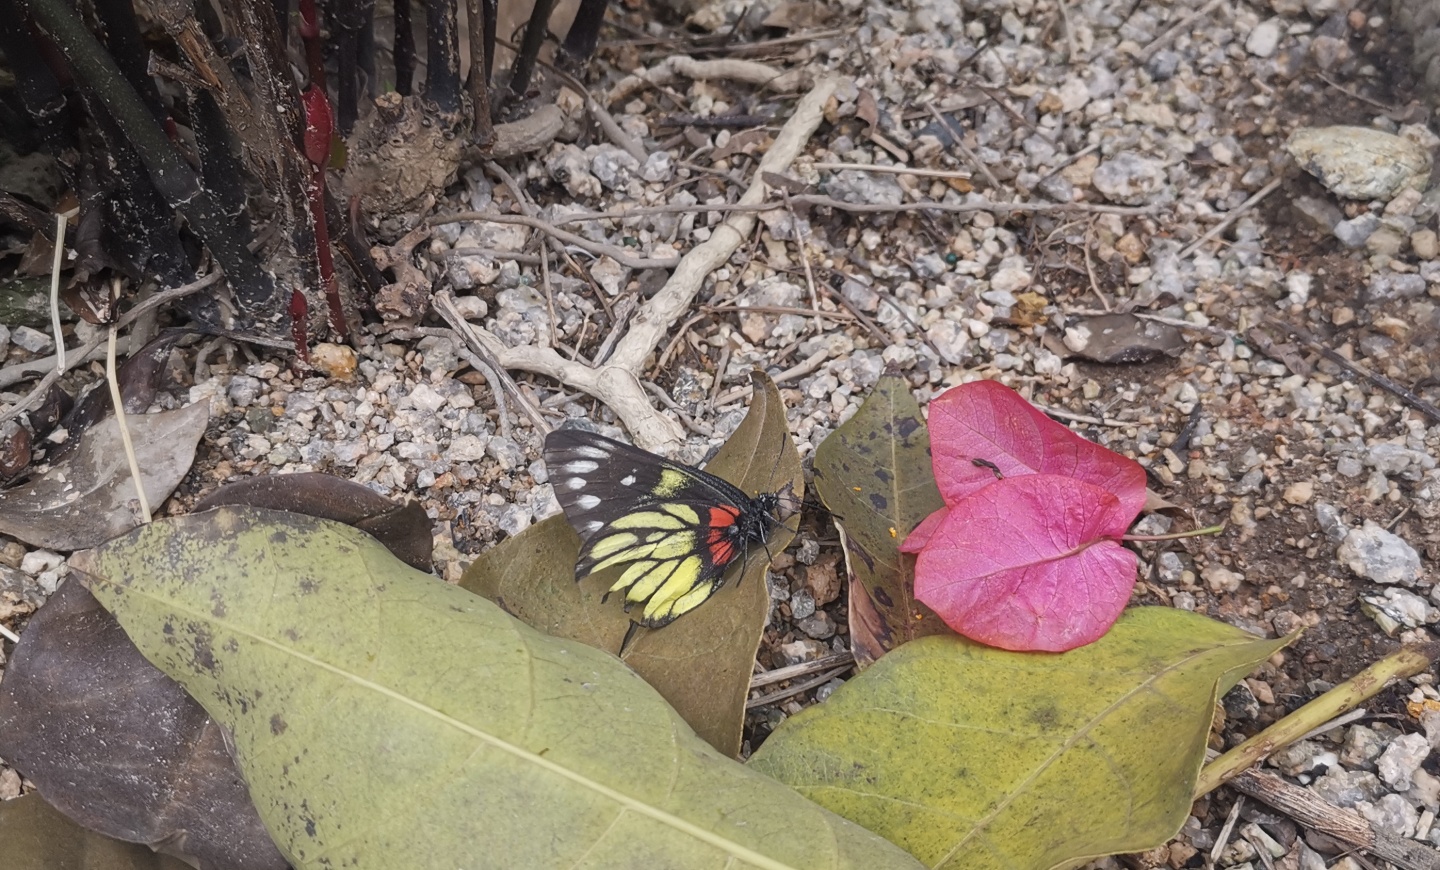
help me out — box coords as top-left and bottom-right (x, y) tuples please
(611, 511), (686, 531)
(587, 532), (639, 560)
(653, 468), (690, 497)
(639, 555), (706, 623)
(662, 503), (700, 524)
(589, 531), (696, 573)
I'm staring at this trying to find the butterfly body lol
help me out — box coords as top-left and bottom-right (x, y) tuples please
(543, 429), (785, 627)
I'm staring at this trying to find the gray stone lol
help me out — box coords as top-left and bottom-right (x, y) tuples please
(1337, 521), (1423, 585)
(10, 326), (52, 353)
(789, 589), (817, 620)
(1377, 733), (1432, 790)
(590, 146), (641, 190)
(1246, 19), (1282, 57)
(486, 437), (527, 471)
(1314, 503), (1348, 541)
(1092, 151), (1169, 205)
(1145, 49), (1180, 80)
(777, 638), (829, 665)
(1286, 126), (1432, 201)
(227, 376), (263, 408)
(333, 440), (367, 467)
(1368, 273), (1428, 299)
(497, 504), (531, 537)
(1312, 768), (1386, 807)
(1356, 793), (1419, 838)
(447, 434), (489, 462)
(1333, 214), (1380, 248)
(798, 611), (837, 640)
(407, 383), (448, 414)
(640, 151), (674, 183)
(1340, 725), (1390, 769)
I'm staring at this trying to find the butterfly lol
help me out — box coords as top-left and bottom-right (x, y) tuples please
(543, 428), (789, 628)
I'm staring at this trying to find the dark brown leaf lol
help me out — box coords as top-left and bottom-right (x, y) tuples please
(813, 372), (952, 667)
(464, 371), (802, 756)
(1062, 313), (1186, 364)
(0, 581), (287, 870)
(194, 472), (433, 571)
(56, 331), (188, 456)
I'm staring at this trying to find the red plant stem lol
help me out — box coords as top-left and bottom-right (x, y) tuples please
(301, 85), (346, 339)
(297, 0), (326, 91)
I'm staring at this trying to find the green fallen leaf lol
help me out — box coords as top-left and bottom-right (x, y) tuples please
(73, 507), (916, 870)
(813, 372), (950, 667)
(749, 608), (1290, 869)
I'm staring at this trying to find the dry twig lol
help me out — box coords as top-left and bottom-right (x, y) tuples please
(1266, 319), (1440, 425)
(457, 77), (841, 450)
(0, 271), (225, 424)
(1178, 178), (1283, 260)
(606, 56), (809, 107)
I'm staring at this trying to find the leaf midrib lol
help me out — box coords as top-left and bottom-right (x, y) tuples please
(103, 576), (808, 870)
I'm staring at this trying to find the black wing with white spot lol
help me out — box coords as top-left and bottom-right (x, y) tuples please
(541, 428), (782, 627)
(542, 429), (748, 540)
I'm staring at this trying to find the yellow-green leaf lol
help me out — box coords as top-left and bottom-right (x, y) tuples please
(73, 507), (912, 870)
(748, 608), (1290, 869)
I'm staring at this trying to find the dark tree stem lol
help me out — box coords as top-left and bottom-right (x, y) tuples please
(464, 0), (492, 146)
(333, 0), (373, 134)
(508, 0), (556, 101)
(558, 0), (607, 69)
(481, 0), (496, 82)
(424, 0), (461, 114)
(19, 0), (278, 318)
(235, 0), (324, 342)
(394, 0), (415, 95)
(91, 0), (166, 122)
(0, 0), (72, 153)
(190, 89), (251, 237)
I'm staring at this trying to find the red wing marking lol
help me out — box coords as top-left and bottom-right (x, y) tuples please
(707, 505), (740, 529)
(705, 505), (742, 565)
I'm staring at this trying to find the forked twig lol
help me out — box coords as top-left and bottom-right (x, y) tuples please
(457, 77), (841, 450)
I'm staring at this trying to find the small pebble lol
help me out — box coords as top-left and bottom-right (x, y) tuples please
(10, 326), (52, 354)
(1282, 481), (1314, 505)
(311, 343), (357, 381)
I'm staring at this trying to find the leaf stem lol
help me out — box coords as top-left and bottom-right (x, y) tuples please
(1124, 523), (1225, 542)
(1194, 643), (1440, 798)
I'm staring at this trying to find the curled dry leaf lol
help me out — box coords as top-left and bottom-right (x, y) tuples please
(0, 402), (208, 550)
(195, 471), (434, 571)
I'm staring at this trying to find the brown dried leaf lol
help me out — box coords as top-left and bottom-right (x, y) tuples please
(0, 402), (208, 550)
(195, 472), (433, 571)
(0, 580), (287, 870)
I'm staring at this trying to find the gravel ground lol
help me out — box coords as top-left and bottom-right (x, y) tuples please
(4, 0), (1440, 866)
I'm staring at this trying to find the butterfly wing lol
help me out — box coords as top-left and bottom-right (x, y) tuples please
(543, 429), (765, 627)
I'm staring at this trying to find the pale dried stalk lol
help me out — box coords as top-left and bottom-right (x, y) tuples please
(606, 56), (809, 107)
(464, 76), (840, 451)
